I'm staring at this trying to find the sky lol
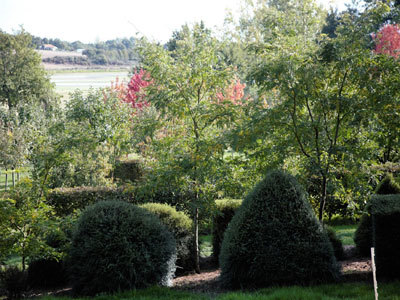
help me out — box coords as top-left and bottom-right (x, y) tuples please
(0, 0), (351, 44)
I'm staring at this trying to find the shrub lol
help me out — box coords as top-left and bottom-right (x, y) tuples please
(354, 174), (400, 257)
(354, 214), (373, 257)
(0, 266), (27, 299)
(212, 199), (242, 263)
(46, 186), (134, 216)
(219, 170), (340, 288)
(369, 194), (400, 278)
(27, 259), (67, 288)
(114, 159), (143, 183)
(375, 173), (400, 195)
(68, 201), (176, 296)
(325, 226), (345, 261)
(140, 203), (194, 274)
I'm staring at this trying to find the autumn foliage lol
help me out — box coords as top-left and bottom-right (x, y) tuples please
(215, 79), (246, 105)
(373, 24), (400, 59)
(105, 69), (152, 110)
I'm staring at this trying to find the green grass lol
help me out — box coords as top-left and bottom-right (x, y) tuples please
(200, 235), (212, 257)
(37, 282), (400, 300)
(0, 169), (29, 192)
(332, 224), (357, 246)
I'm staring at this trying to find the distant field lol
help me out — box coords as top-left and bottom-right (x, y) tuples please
(51, 71), (130, 102)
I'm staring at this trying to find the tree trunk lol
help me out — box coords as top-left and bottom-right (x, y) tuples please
(5, 169), (8, 191)
(193, 206), (200, 273)
(318, 175), (327, 221)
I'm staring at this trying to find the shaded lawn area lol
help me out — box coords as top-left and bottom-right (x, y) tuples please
(38, 282), (400, 300)
(332, 225), (357, 246)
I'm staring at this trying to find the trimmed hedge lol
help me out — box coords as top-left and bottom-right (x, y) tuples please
(354, 214), (373, 257)
(140, 203), (195, 274)
(219, 170), (340, 288)
(325, 226), (345, 261)
(354, 174), (400, 256)
(68, 201), (176, 296)
(212, 199), (242, 263)
(369, 194), (400, 279)
(46, 186), (134, 216)
(114, 159), (143, 183)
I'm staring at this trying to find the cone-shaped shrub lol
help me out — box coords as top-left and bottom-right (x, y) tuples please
(140, 203), (195, 274)
(219, 170), (340, 288)
(68, 201), (176, 296)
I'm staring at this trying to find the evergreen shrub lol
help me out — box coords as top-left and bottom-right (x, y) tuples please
(140, 203), (194, 274)
(354, 174), (400, 256)
(46, 186), (134, 216)
(219, 170), (340, 288)
(325, 226), (345, 261)
(68, 201), (176, 295)
(212, 199), (242, 263)
(354, 214), (373, 257)
(369, 194), (400, 279)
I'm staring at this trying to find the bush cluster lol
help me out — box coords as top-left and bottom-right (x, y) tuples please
(27, 259), (67, 288)
(212, 199), (242, 263)
(219, 170), (340, 288)
(0, 266), (27, 300)
(68, 201), (176, 296)
(46, 186), (134, 216)
(114, 159), (143, 183)
(140, 203), (194, 274)
(369, 194), (400, 278)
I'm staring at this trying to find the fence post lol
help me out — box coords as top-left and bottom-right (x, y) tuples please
(371, 247), (378, 300)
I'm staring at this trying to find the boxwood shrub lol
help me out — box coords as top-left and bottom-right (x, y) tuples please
(212, 199), (242, 263)
(219, 170), (340, 288)
(68, 201), (176, 295)
(354, 174), (400, 256)
(140, 203), (194, 274)
(46, 186), (134, 216)
(369, 194), (400, 279)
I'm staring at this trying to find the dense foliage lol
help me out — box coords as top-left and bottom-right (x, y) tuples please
(369, 194), (400, 278)
(354, 174), (400, 256)
(140, 203), (194, 274)
(114, 159), (143, 183)
(68, 201), (176, 295)
(32, 36), (138, 65)
(219, 170), (340, 288)
(212, 199), (242, 263)
(46, 186), (134, 216)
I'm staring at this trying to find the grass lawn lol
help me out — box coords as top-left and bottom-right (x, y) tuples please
(38, 282), (400, 300)
(200, 235), (213, 257)
(332, 224), (357, 246)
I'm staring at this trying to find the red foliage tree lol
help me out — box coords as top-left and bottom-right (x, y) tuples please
(373, 24), (400, 59)
(104, 69), (152, 110)
(215, 79), (246, 105)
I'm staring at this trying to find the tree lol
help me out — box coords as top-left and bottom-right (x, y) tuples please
(228, 0), (392, 220)
(137, 23), (241, 272)
(0, 29), (55, 111)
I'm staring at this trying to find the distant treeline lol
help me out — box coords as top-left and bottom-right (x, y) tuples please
(32, 36), (138, 66)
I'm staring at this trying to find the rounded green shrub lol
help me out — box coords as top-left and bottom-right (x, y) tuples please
(219, 170), (340, 288)
(325, 226), (345, 261)
(140, 203), (194, 274)
(212, 199), (242, 263)
(68, 201), (176, 296)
